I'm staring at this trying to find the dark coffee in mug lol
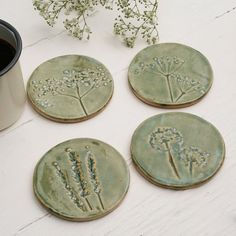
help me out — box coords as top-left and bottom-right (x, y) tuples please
(0, 38), (16, 71)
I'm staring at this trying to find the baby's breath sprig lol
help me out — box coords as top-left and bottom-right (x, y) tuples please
(114, 0), (159, 47)
(33, 0), (158, 47)
(33, 0), (95, 40)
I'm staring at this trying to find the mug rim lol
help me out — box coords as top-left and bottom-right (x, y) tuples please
(0, 19), (22, 77)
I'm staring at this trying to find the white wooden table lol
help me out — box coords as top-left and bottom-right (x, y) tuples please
(1, 1), (236, 235)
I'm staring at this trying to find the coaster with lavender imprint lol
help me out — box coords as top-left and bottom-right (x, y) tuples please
(27, 55), (113, 122)
(131, 112), (225, 189)
(128, 43), (213, 108)
(34, 138), (130, 221)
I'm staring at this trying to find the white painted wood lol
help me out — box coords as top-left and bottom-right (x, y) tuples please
(0, 0), (236, 235)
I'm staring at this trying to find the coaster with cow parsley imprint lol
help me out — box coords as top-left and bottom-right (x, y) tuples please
(27, 55), (113, 122)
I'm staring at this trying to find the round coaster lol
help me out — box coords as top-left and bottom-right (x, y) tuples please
(27, 55), (113, 122)
(34, 138), (130, 221)
(131, 113), (225, 189)
(128, 43), (213, 108)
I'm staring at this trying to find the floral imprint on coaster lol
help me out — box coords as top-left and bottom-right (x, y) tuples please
(27, 55), (113, 122)
(34, 138), (130, 221)
(131, 112), (225, 189)
(149, 127), (210, 179)
(128, 43), (213, 108)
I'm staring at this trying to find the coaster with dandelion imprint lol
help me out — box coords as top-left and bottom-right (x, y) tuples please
(128, 43), (213, 108)
(27, 55), (113, 122)
(33, 138), (130, 221)
(131, 113), (225, 189)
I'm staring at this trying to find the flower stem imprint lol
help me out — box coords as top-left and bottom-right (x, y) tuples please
(78, 98), (88, 116)
(52, 162), (87, 212)
(86, 151), (105, 210)
(166, 75), (174, 102)
(66, 149), (93, 210)
(139, 56), (186, 102)
(178, 146), (210, 177)
(174, 92), (185, 103)
(149, 127), (183, 179)
(165, 143), (180, 179)
(149, 127), (211, 179)
(57, 91), (88, 116)
(31, 67), (112, 116)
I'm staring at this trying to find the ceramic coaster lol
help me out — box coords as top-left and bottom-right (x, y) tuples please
(131, 112), (225, 189)
(27, 55), (113, 122)
(34, 138), (130, 221)
(128, 43), (213, 108)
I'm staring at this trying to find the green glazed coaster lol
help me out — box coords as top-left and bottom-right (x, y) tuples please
(34, 138), (130, 221)
(27, 55), (113, 122)
(128, 43), (213, 108)
(131, 112), (225, 189)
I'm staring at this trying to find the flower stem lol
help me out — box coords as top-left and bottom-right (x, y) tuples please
(81, 85), (95, 99)
(85, 197), (93, 210)
(97, 193), (104, 210)
(166, 75), (174, 102)
(189, 161), (193, 177)
(165, 143), (180, 179)
(78, 98), (88, 116)
(52, 162), (87, 212)
(75, 85), (89, 116)
(175, 92), (185, 102)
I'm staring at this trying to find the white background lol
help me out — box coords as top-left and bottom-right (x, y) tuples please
(1, 0), (236, 235)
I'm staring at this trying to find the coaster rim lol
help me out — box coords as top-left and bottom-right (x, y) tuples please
(130, 112), (225, 190)
(33, 138), (130, 221)
(27, 54), (114, 123)
(128, 43), (214, 108)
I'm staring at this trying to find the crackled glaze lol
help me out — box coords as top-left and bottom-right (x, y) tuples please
(33, 138), (130, 221)
(27, 55), (113, 122)
(128, 43), (213, 108)
(131, 112), (225, 189)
